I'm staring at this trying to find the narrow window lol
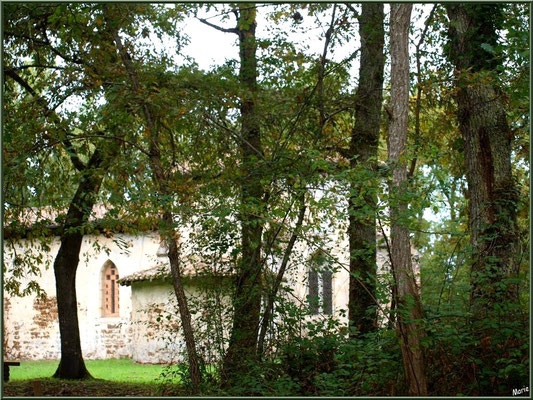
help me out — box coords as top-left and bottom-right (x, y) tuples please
(102, 260), (119, 317)
(308, 268), (319, 314)
(308, 250), (333, 315)
(322, 270), (332, 315)
(111, 280), (115, 314)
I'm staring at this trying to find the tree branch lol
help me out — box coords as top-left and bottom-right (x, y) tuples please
(316, 4), (337, 138)
(7, 64), (67, 71)
(409, 5), (437, 178)
(257, 191), (307, 359)
(5, 69), (87, 172)
(344, 3), (359, 18)
(197, 18), (239, 35)
(40, 25), (85, 65)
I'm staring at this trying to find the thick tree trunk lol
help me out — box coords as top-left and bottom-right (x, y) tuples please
(54, 241), (90, 380)
(53, 150), (106, 379)
(347, 3), (385, 335)
(222, 4), (264, 383)
(388, 5), (428, 396)
(7, 67), (97, 380)
(446, 4), (519, 318)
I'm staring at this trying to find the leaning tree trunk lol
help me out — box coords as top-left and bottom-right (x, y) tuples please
(257, 193), (306, 359)
(5, 67), (100, 380)
(105, 8), (202, 391)
(347, 3), (385, 335)
(445, 4), (519, 320)
(53, 150), (106, 379)
(222, 4), (264, 383)
(162, 211), (202, 393)
(388, 4), (428, 396)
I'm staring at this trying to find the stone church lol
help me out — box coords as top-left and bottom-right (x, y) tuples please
(3, 211), (398, 364)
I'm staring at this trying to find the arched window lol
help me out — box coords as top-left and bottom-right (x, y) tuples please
(102, 260), (119, 317)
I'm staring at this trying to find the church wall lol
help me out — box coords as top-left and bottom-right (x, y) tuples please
(129, 280), (180, 364)
(129, 278), (233, 365)
(280, 227), (397, 330)
(3, 232), (162, 361)
(4, 224), (420, 363)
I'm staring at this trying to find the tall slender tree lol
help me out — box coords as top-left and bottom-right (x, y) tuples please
(388, 4), (428, 395)
(102, 5), (202, 391)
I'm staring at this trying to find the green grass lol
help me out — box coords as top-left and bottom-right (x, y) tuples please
(10, 358), (167, 383)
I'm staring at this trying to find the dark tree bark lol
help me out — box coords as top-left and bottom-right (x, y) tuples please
(388, 4), (428, 396)
(347, 3), (385, 335)
(222, 4), (265, 383)
(163, 211), (202, 392)
(53, 150), (106, 379)
(445, 4), (519, 318)
(6, 67), (104, 380)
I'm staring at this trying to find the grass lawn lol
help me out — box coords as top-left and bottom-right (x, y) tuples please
(4, 359), (188, 396)
(9, 358), (167, 383)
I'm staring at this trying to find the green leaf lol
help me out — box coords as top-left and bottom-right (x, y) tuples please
(480, 43), (494, 54)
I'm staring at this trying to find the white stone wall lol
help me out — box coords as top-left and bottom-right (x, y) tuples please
(3, 232), (162, 361)
(129, 278), (233, 364)
(279, 228), (395, 330)
(129, 280), (180, 364)
(3, 224), (419, 362)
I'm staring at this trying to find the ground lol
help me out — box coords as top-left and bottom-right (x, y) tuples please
(4, 379), (164, 397)
(2, 359), (186, 397)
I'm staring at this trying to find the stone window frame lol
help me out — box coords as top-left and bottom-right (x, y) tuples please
(101, 260), (120, 318)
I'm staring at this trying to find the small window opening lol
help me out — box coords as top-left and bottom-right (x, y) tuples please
(102, 260), (119, 317)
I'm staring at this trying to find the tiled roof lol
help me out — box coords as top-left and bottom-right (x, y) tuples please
(118, 258), (233, 286)
(117, 264), (171, 285)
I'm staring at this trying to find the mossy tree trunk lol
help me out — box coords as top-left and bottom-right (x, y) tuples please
(222, 4), (265, 383)
(446, 4), (519, 318)
(347, 3), (385, 335)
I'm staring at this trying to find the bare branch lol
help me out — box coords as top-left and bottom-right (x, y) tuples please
(344, 3), (359, 18)
(197, 17), (239, 35)
(8, 64), (67, 71)
(257, 190), (307, 359)
(409, 5), (437, 178)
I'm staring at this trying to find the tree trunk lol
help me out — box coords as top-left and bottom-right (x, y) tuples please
(257, 194), (306, 360)
(104, 8), (202, 391)
(388, 4), (428, 396)
(222, 4), (264, 383)
(347, 3), (385, 335)
(445, 4), (519, 318)
(53, 150), (106, 379)
(163, 212), (202, 392)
